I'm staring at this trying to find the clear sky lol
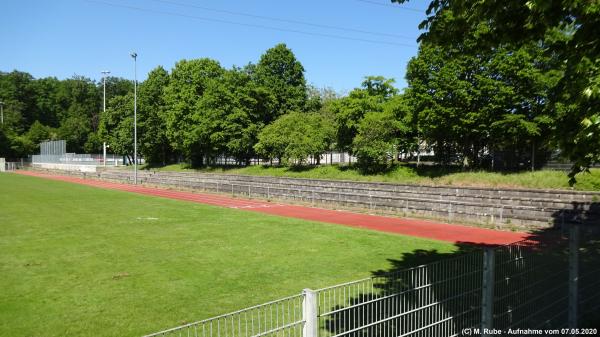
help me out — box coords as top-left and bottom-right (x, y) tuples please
(1, 0), (428, 93)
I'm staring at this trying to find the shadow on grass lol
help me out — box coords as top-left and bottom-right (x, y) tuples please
(286, 165), (321, 173)
(320, 203), (600, 336)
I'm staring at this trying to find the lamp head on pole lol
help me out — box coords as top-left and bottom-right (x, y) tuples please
(130, 52), (137, 60)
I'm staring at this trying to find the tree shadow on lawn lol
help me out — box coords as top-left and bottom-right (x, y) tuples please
(321, 203), (600, 337)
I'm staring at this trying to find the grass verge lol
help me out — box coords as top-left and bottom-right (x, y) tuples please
(143, 163), (600, 191)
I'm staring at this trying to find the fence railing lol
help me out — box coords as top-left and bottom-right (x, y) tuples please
(135, 174), (596, 229)
(206, 152), (358, 166)
(1, 158), (26, 171)
(32, 154), (122, 166)
(142, 225), (599, 337)
(316, 251), (483, 337)
(143, 294), (305, 337)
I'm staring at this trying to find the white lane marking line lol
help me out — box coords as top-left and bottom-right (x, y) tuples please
(229, 204), (283, 209)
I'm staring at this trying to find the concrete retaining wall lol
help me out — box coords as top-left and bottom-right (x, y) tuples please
(29, 167), (600, 231)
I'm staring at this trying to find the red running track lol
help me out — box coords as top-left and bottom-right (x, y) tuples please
(14, 170), (530, 245)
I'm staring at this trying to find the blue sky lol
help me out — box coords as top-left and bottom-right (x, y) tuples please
(1, 0), (428, 93)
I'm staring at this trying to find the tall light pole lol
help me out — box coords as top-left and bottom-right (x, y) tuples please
(101, 70), (110, 113)
(131, 52), (138, 185)
(101, 71), (110, 167)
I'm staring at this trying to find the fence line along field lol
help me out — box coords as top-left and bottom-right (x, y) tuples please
(0, 173), (456, 337)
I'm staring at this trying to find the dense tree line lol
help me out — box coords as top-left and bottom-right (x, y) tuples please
(1, 3), (599, 182)
(395, 0), (599, 180)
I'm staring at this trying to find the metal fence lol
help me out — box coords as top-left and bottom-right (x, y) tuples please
(0, 158), (26, 171)
(316, 252), (483, 337)
(5, 161), (24, 171)
(34, 140), (123, 166)
(133, 174), (600, 229)
(143, 294), (305, 337)
(32, 153), (122, 166)
(208, 152), (358, 166)
(143, 227), (598, 337)
(40, 140), (66, 156)
(492, 240), (569, 331)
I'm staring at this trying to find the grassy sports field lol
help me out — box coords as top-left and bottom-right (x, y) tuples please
(0, 173), (456, 337)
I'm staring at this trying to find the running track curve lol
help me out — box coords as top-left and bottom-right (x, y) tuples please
(14, 170), (530, 245)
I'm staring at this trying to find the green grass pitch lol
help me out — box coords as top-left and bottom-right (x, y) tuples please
(0, 173), (456, 337)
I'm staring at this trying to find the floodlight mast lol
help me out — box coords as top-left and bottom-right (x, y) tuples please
(101, 70), (110, 113)
(131, 52), (138, 185)
(101, 71), (110, 167)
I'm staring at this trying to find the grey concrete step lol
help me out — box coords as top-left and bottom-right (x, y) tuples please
(35, 167), (599, 230)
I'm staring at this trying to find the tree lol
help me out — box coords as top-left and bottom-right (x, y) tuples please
(395, 0), (599, 180)
(138, 66), (172, 165)
(57, 76), (100, 152)
(163, 58), (225, 166)
(0, 72), (104, 155)
(32, 77), (65, 128)
(382, 95), (415, 158)
(305, 85), (340, 113)
(362, 76), (398, 99)
(102, 76), (133, 100)
(0, 126), (13, 157)
(404, 40), (559, 168)
(97, 94), (135, 163)
(254, 44), (307, 122)
(0, 71), (37, 131)
(25, 121), (57, 152)
(330, 76), (397, 155)
(254, 112), (334, 165)
(218, 68), (274, 165)
(353, 110), (401, 172)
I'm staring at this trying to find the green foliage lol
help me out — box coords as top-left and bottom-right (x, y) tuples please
(102, 76), (134, 99)
(0, 126), (13, 157)
(0, 44), (321, 167)
(59, 76), (100, 139)
(397, 0), (600, 180)
(161, 46), (309, 167)
(218, 68), (272, 164)
(138, 66), (172, 165)
(0, 71), (37, 131)
(0, 72), (104, 153)
(98, 94), (135, 161)
(329, 83), (383, 153)
(255, 111), (335, 164)
(254, 43), (307, 122)
(32, 77), (66, 127)
(8, 135), (34, 158)
(152, 163), (600, 191)
(3, 34), (596, 187)
(353, 110), (399, 172)
(25, 121), (57, 152)
(163, 58), (225, 165)
(328, 76), (409, 162)
(362, 75), (398, 99)
(405, 38), (559, 168)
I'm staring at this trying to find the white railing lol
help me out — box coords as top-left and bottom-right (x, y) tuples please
(32, 154), (123, 166)
(143, 294), (305, 337)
